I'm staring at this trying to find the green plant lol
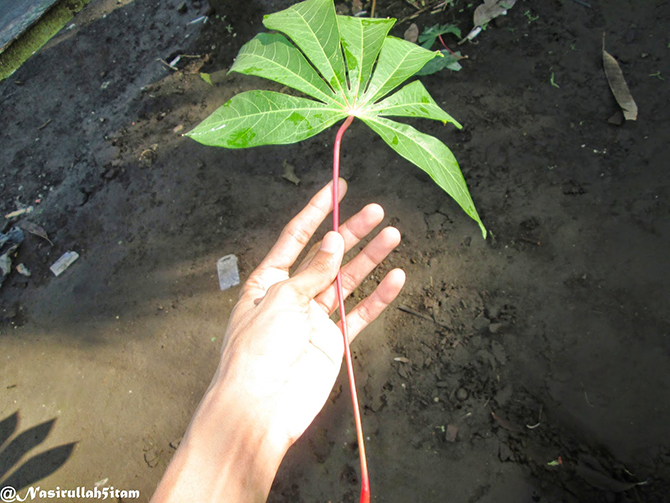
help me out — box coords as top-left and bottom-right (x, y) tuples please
(524, 10), (539, 23)
(418, 23), (462, 49)
(416, 23), (465, 75)
(186, 0), (485, 500)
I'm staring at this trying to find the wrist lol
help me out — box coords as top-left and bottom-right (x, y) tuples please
(152, 380), (287, 503)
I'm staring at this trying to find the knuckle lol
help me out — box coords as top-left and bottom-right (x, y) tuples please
(358, 302), (375, 324)
(284, 222), (312, 246)
(340, 269), (358, 293)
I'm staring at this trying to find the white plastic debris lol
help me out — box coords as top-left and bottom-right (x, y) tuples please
(50, 251), (79, 277)
(217, 255), (240, 291)
(16, 264), (31, 277)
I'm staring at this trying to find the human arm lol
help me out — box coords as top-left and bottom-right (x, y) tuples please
(151, 179), (405, 503)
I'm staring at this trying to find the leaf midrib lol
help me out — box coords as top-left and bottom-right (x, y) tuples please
(293, 7), (347, 101)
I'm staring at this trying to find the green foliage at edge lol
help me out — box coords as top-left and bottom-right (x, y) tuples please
(186, 0), (485, 237)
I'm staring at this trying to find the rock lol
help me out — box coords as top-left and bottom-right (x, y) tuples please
(445, 424), (459, 443)
(488, 322), (503, 334)
(143, 448), (160, 468)
(456, 388), (469, 401)
(608, 110), (624, 126)
(498, 441), (515, 461)
(177, 2), (187, 13)
(472, 314), (490, 332)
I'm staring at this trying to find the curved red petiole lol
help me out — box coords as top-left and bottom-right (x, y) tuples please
(332, 114), (370, 503)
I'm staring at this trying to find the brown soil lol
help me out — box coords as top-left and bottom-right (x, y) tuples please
(1, 0), (669, 502)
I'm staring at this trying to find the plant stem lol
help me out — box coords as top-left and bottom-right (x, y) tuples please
(332, 114), (370, 503)
(438, 34), (456, 55)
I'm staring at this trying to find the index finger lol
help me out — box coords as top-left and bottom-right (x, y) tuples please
(258, 178), (347, 272)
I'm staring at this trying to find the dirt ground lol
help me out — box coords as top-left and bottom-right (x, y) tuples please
(1, 0), (669, 501)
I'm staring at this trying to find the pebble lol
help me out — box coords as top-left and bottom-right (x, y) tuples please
(445, 424), (458, 442)
(456, 388), (468, 401)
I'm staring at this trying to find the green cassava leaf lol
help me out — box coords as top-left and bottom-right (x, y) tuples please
(189, 0), (485, 236)
(230, 33), (341, 106)
(418, 23), (462, 49)
(416, 50), (463, 75)
(361, 115), (486, 237)
(367, 80), (462, 127)
(360, 37), (441, 105)
(337, 16), (395, 101)
(262, 0), (347, 97)
(186, 90), (346, 148)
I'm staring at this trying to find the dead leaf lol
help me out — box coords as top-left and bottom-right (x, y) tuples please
(351, 0), (363, 15)
(473, 0), (517, 28)
(19, 221), (53, 245)
(491, 411), (523, 433)
(603, 37), (638, 121)
(404, 23), (419, 43)
(282, 160), (300, 185)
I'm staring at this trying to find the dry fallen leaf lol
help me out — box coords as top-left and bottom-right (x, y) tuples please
(491, 411), (523, 433)
(404, 23), (419, 43)
(19, 221), (53, 245)
(603, 37), (638, 121)
(474, 0), (517, 28)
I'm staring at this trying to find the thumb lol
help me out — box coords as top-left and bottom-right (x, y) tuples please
(288, 231), (344, 301)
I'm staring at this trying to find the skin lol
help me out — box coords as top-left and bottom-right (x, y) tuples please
(151, 179), (405, 503)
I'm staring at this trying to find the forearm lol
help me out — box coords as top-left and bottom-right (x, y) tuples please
(151, 381), (286, 503)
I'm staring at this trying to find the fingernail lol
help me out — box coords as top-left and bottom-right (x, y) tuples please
(320, 232), (342, 253)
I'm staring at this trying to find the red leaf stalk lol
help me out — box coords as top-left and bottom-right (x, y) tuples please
(332, 114), (370, 503)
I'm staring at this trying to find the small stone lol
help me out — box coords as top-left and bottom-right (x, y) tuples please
(445, 424), (458, 442)
(608, 111), (624, 126)
(456, 388), (468, 401)
(472, 314), (490, 332)
(498, 441), (514, 461)
(177, 2), (187, 13)
(488, 322), (503, 334)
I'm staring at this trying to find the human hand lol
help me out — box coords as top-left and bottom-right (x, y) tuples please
(152, 179), (405, 503)
(217, 178), (405, 451)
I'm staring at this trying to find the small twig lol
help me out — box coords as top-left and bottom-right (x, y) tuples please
(399, 2), (438, 23)
(158, 58), (178, 71)
(0, 92), (17, 105)
(404, 0), (422, 10)
(581, 384), (595, 408)
(519, 236), (541, 246)
(571, 0), (591, 7)
(37, 119), (52, 130)
(371, 0), (376, 18)
(397, 304), (450, 329)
